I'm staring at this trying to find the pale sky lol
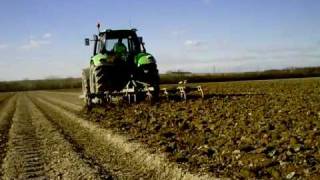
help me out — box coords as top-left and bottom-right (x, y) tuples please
(0, 0), (319, 81)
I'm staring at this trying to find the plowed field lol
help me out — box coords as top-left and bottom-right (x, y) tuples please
(0, 78), (319, 179)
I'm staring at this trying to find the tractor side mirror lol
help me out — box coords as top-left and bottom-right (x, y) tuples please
(85, 38), (90, 46)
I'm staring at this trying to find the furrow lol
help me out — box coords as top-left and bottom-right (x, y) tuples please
(26, 94), (111, 179)
(0, 93), (13, 105)
(31, 94), (212, 179)
(2, 94), (46, 180)
(38, 91), (80, 96)
(36, 93), (82, 112)
(0, 95), (17, 179)
(37, 91), (83, 106)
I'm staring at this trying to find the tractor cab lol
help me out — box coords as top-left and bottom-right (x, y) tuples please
(99, 29), (145, 54)
(86, 29), (146, 66)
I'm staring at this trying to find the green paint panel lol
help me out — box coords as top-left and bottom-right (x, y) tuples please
(135, 53), (155, 67)
(91, 53), (108, 66)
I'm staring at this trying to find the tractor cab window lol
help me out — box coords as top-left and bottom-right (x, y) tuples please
(96, 39), (102, 53)
(105, 38), (129, 53)
(97, 34), (107, 54)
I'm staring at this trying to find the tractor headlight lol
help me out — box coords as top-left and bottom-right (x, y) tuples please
(144, 69), (149, 74)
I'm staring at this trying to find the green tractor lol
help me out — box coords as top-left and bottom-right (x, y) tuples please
(82, 24), (160, 107)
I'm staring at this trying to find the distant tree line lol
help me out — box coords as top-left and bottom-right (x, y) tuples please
(160, 66), (320, 84)
(0, 78), (81, 92)
(1, 66), (320, 92)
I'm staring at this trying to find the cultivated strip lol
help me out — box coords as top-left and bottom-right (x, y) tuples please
(38, 90), (80, 96)
(2, 95), (47, 179)
(0, 95), (16, 178)
(33, 96), (213, 179)
(36, 93), (82, 112)
(37, 91), (83, 106)
(25, 94), (104, 179)
(0, 93), (14, 104)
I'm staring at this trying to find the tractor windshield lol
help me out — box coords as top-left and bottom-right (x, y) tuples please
(109, 38), (141, 54)
(105, 38), (129, 52)
(100, 30), (143, 55)
(99, 37), (142, 55)
(95, 30), (145, 57)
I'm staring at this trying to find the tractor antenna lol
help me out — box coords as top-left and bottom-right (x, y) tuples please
(97, 22), (101, 34)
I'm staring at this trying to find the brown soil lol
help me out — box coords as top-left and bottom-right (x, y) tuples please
(0, 94), (108, 179)
(31, 94), (208, 179)
(1, 78), (319, 179)
(0, 95), (16, 178)
(78, 78), (320, 179)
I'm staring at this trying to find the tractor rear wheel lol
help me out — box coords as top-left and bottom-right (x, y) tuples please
(82, 68), (92, 108)
(94, 66), (109, 92)
(138, 64), (160, 101)
(89, 65), (106, 104)
(89, 65), (96, 93)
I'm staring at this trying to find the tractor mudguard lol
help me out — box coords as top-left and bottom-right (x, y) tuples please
(135, 53), (156, 67)
(91, 53), (110, 66)
(92, 53), (125, 67)
(91, 53), (108, 66)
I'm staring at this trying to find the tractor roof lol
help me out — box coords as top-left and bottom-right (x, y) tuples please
(99, 29), (138, 38)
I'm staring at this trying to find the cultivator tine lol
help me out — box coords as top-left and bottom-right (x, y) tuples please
(162, 88), (169, 100)
(115, 79), (155, 103)
(127, 94), (131, 104)
(177, 86), (187, 101)
(146, 90), (152, 101)
(107, 96), (111, 103)
(197, 85), (204, 98)
(127, 93), (137, 104)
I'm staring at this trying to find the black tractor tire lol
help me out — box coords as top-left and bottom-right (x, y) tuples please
(82, 68), (92, 108)
(89, 64), (108, 94)
(89, 65), (107, 105)
(89, 65), (96, 93)
(94, 66), (108, 93)
(137, 64), (160, 101)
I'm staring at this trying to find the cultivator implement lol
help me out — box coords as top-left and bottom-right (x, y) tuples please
(82, 80), (154, 104)
(161, 81), (204, 100)
(81, 80), (204, 106)
(110, 79), (155, 103)
(117, 80), (205, 102)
